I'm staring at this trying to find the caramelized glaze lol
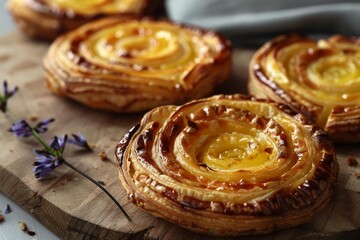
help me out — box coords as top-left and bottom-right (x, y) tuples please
(7, 0), (153, 40)
(249, 34), (360, 142)
(43, 17), (231, 112)
(116, 94), (338, 236)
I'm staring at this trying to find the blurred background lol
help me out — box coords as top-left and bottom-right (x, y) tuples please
(0, 2), (14, 35)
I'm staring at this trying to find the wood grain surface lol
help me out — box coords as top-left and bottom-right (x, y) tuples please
(0, 32), (360, 240)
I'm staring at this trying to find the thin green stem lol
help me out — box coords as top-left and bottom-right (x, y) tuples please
(31, 128), (55, 155)
(5, 109), (18, 120)
(62, 160), (131, 221)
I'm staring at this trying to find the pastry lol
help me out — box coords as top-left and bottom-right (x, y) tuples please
(249, 34), (360, 142)
(116, 94), (338, 236)
(7, 0), (156, 40)
(43, 17), (231, 112)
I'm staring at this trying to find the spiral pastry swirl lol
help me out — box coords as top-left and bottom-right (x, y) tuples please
(43, 17), (231, 112)
(7, 0), (153, 40)
(116, 94), (338, 236)
(249, 34), (360, 142)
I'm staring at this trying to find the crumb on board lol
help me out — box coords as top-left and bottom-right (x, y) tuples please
(99, 151), (110, 161)
(98, 180), (106, 186)
(29, 116), (38, 122)
(347, 157), (358, 167)
(18, 221), (36, 236)
(0, 214), (4, 223)
(60, 176), (73, 185)
(18, 221), (28, 231)
(354, 172), (360, 179)
(30, 208), (34, 214)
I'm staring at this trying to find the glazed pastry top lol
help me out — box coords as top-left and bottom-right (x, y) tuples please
(25, 0), (147, 17)
(252, 34), (360, 128)
(44, 17), (231, 112)
(47, 17), (230, 93)
(117, 95), (338, 235)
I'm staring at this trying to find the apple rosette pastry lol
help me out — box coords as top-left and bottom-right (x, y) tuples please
(7, 0), (156, 40)
(249, 34), (360, 142)
(43, 17), (231, 112)
(116, 94), (338, 236)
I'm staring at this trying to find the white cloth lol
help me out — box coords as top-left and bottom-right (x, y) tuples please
(166, 0), (360, 44)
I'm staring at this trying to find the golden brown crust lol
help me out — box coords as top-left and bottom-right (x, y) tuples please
(116, 94), (338, 236)
(43, 17), (231, 112)
(7, 0), (154, 40)
(249, 34), (360, 142)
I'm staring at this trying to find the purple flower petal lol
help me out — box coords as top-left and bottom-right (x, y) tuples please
(2, 81), (8, 96)
(4, 204), (12, 214)
(67, 133), (92, 151)
(8, 86), (19, 98)
(34, 118), (54, 134)
(49, 135), (67, 153)
(31, 134), (68, 179)
(35, 150), (54, 164)
(34, 165), (54, 178)
(33, 148), (64, 179)
(33, 163), (52, 174)
(9, 120), (32, 137)
(9, 118), (54, 138)
(2, 81), (18, 98)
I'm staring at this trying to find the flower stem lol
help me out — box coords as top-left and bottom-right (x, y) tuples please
(3, 108), (19, 120)
(31, 128), (56, 155)
(62, 160), (131, 221)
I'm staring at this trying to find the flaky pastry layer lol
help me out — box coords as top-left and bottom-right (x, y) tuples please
(116, 94), (338, 236)
(43, 17), (231, 112)
(249, 34), (360, 142)
(7, 0), (152, 40)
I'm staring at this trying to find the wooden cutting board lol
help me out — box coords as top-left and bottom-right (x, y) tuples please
(0, 32), (360, 240)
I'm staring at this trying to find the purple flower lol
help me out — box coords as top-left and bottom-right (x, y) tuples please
(34, 118), (54, 134)
(0, 80), (18, 113)
(9, 119), (54, 137)
(3, 81), (19, 98)
(33, 135), (67, 178)
(67, 133), (92, 151)
(4, 204), (12, 214)
(33, 150), (62, 178)
(49, 135), (67, 153)
(9, 120), (32, 137)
